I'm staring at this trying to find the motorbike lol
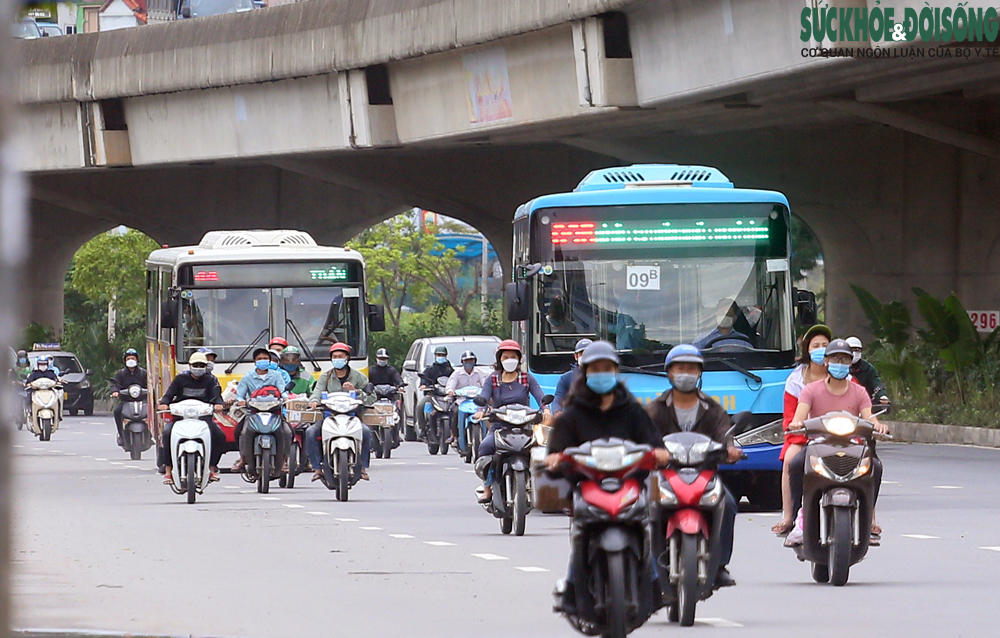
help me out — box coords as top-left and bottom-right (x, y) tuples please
(654, 431), (737, 626)
(280, 398), (314, 490)
(473, 394), (553, 536)
(164, 399), (215, 504)
(552, 438), (659, 638)
(119, 384), (152, 461)
(455, 385), (484, 464)
(789, 410), (885, 586)
(319, 391), (366, 501)
(242, 390), (285, 494)
(27, 377), (62, 441)
(422, 376), (453, 455)
(369, 384), (402, 460)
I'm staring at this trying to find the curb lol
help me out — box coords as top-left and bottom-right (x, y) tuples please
(885, 420), (1000, 448)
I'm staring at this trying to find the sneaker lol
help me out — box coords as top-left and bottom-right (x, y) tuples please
(714, 567), (736, 588)
(784, 527), (804, 547)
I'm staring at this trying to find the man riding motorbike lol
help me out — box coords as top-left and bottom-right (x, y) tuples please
(551, 338), (592, 414)
(646, 344), (741, 588)
(110, 348), (148, 447)
(157, 352), (226, 484)
(281, 347), (315, 395)
(417, 345), (455, 440)
(231, 348), (293, 474)
(445, 350), (489, 445)
(308, 342), (375, 482)
(369, 348), (403, 387)
(846, 336), (890, 405)
(543, 340), (669, 614)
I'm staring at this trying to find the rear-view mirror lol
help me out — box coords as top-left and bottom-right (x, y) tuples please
(473, 396), (488, 407)
(160, 299), (179, 330)
(541, 394), (554, 406)
(505, 282), (530, 322)
(794, 288), (817, 326)
(402, 359), (417, 372)
(367, 304), (386, 332)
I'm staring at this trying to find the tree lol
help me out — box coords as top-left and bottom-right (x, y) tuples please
(790, 217), (822, 283)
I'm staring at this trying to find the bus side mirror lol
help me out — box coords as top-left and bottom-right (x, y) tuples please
(506, 282), (530, 322)
(160, 299), (179, 330)
(795, 289), (817, 326)
(367, 304), (386, 332)
(180, 2), (191, 17)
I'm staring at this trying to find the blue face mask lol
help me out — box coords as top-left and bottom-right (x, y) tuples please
(18, 358), (26, 365)
(463, 363), (475, 372)
(268, 361), (279, 370)
(281, 363), (298, 373)
(828, 363), (850, 380)
(436, 357), (448, 365)
(586, 372), (619, 395)
(809, 347), (827, 365)
(255, 359), (270, 371)
(332, 358), (348, 370)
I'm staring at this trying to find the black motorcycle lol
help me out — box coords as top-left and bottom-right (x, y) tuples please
(474, 394), (553, 536)
(119, 384), (152, 461)
(369, 384), (402, 460)
(423, 376), (453, 456)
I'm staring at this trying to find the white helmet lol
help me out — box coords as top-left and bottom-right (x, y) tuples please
(845, 336), (863, 350)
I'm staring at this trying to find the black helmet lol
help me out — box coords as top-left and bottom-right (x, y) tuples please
(434, 345), (448, 356)
(460, 350), (477, 363)
(376, 348), (389, 359)
(124, 348), (139, 360)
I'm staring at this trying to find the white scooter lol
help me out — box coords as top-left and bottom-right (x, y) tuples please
(27, 378), (62, 441)
(320, 391), (365, 502)
(165, 399), (214, 504)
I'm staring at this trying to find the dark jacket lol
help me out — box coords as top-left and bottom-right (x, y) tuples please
(850, 358), (888, 402)
(159, 371), (223, 406)
(109, 367), (148, 393)
(548, 380), (664, 455)
(552, 364), (581, 413)
(25, 369), (59, 384)
(369, 364), (403, 387)
(420, 361), (455, 387)
(647, 390), (731, 444)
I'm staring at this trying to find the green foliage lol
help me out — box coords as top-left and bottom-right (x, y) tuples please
(849, 284), (910, 348)
(72, 230), (159, 314)
(790, 217), (822, 283)
(18, 322), (56, 351)
(912, 288), (982, 403)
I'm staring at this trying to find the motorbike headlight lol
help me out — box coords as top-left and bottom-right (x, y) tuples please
(129, 386), (141, 399)
(503, 409), (530, 425)
(588, 445), (627, 471)
(663, 440), (688, 466)
(699, 479), (724, 507)
(823, 416), (857, 437)
(810, 456), (833, 480)
(687, 441), (712, 465)
(847, 456), (872, 480)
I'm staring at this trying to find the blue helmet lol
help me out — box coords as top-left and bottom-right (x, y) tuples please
(574, 338), (594, 354)
(664, 344), (703, 370)
(197, 347), (215, 356)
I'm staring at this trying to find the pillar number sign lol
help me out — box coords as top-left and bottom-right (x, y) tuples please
(968, 310), (1000, 332)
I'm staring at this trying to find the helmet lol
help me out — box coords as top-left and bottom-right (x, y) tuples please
(16, 349), (26, 358)
(574, 338), (593, 354)
(329, 342), (352, 356)
(845, 336), (863, 350)
(376, 348), (389, 359)
(36, 355), (51, 365)
(189, 352), (209, 366)
(495, 339), (521, 363)
(460, 349), (477, 363)
(825, 338), (853, 358)
(124, 348), (138, 360)
(268, 337), (288, 348)
(282, 346), (301, 356)
(802, 324), (833, 347)
(578, 340), (620, 366)
(197, 347), (215, 356)
(434, 345), (448, 356)
(664, 344), (704, 370)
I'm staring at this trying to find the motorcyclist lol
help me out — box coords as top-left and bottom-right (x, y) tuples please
(25, 355), (59, 384)
(445, 350), (489, 445)
(156, 352), (226, 484)
(784, 338), (889, 547)
(231, 348), (293, 474)
(368, 348), (403, 387)
(280, 347), (315, 396)
(846, 336), (890, 405)
(197, 347), (219, 376)
(418, 345), (455, 442)
(551, 338), (592, 414)
(268, 337), (288, 354)
(267, 348), (293, 388)
(109, 348), (148, 447)
(645, 343), (741, 588)
(475, 339), (549, 503)
(543, 340), (669, 615)
(308, 342), (375, 482)
(11, 349), (31, 382)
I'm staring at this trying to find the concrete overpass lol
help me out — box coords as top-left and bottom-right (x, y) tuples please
(15, 0), (1000, 335)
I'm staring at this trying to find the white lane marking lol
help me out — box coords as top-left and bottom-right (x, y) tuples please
(902, 534), (939, 540)
(981, 546), (1000, 552)
(260, 496), (280, 501)
(425, 541), (455, 547)
(359, 526), (383, 531)
(698, 618), (744, 628)
(307, 511), (330, 516)
(445, 467), (459, 471)
(472, 553), (508, 561)
(223, 485), (240, 489)
(109, 462), (123, 465)
(933, 485), (963, 490)
(73, 432), (84, 435)
(124, 465), (141, 469)
(515, 566), (549, 573)
(63, 452), (76, 455)
(12, 445), (22, 449)
(393, 462), (407, 465)
(418, 462), (434, 466)
(335, 518), (359, 522)
(80, 455), (92, 458)
(99, 433), (112, 436)
(882, 480), (900, 484)
(32, 447), (43, 450)
(465, 470), (475, 474)
(282, 504), (305, 509)
(240, 490), (257, 494)
(389, 534), (415, 539)
(94, 458), (107, 461)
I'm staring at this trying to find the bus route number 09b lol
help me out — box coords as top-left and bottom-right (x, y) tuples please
(626, 265), (660, 291)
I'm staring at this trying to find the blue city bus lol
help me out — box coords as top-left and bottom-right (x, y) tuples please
(508, 165), (816, 509)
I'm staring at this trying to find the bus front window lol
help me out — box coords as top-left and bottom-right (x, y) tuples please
(180, 288), (270, 362)
(279, 287), (364, 360)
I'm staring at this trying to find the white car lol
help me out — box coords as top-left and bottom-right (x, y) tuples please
(400, 336), (500, 440)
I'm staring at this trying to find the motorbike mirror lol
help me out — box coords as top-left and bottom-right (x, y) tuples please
(285, 381), (296, 392)
(363, 383), (374, 393)
(727, 410), (754, 437)
(473, 396), (488, 407)
(85, 369), (93, 376)
(541, 394), (554, 406)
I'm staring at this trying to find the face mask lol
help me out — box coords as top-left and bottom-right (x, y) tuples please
(501, 358), (519, 373)
(38, 364), (48, 371)
(585, 372), (618, 394)
(828, 363), (850, 380)
(671, 373), (700, 393)
(377, 360), (388, 367)
(463, 362), (475, 372)
(718, 316), (734, 330)
(18, 358), (26, 365)
(190, 367), (207, 378)
(125, 359), (138, 369)
(332, 358), (348, 370)
(809, 347), (826, 365)
(436, 356), (448, 365)
(281, 363), (298, 373)
(852, 352), (862, 365)
(255, 359), (271, 371)
(206, 361), (215, 373)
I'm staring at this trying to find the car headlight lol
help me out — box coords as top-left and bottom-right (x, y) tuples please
(823, 416), (857, 436)
(79, 380), (90, 389)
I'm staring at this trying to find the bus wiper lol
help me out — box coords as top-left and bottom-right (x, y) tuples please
(703, 355), (762, 384)
(620, 366), (670, 378)
(225, 328), (269, 375)
(286, 319), (322, 372)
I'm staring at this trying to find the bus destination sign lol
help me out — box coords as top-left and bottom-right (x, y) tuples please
(550, 217), (770, 248)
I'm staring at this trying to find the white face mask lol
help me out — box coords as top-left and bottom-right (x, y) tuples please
(501, 358), (519, 373)
(125, 359), (138, 369)
(852, 351), (862, 364)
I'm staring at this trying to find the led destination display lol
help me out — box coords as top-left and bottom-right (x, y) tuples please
(550, 217), (770, 248)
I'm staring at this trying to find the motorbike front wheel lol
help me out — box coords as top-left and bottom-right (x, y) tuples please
(258, 451), (271, 494)
(129, 434), (141, 461)
(285, 442), (298, 489)
(677, 534), (699, 627)
(41, 418), (51, 442)
(382, 428), (393, 459)
(336, 449), (350, 501)
(439, 417), (450, 455)
(513, 471), (528, 536)
(604, 551), (628, 638)
(829, 507), (852, 586)
(185, 451), (197, 504)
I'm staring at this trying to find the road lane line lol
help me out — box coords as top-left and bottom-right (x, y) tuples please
(418, 462), (434, 466)
(260, 496), (280, 501)
(99, 433), (112, 436)
(223, 485), (240, 489)
(980, 546), (1000, 552)
(282, 504), (305, 508)
(698, 618), (743, 628)
(94, 458), (107, 461)
(933, 485), (963, 489)
(307, 511), (330, 516)
(472, 553), (508, 561)
(902, 534), (939, 539)
(109, 462), (123, 465)
(444, 467), (458, 471)
(465, 470), (475, 474)
(883, 480), (900, 484)
(515, 566), (549, 572)
(393, 462), (407, 465)
(389, 534), (415, 539)
(425, 541), (455, 547)
(335, 518), (359, 522)
(124, 465), (141, 469)
(73, 432), (83, 435)
(359, 526), (383, 531)
(12, 445), (22, 448)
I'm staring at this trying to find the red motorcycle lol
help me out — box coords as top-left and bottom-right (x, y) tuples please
(553, 438), (660, 638)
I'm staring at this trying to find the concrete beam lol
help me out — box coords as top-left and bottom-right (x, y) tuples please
(856, 60), (1000, 102)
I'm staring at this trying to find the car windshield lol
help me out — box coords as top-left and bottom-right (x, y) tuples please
(29, 355), (82, 374)
(423, 341), (501, 368)
(11, 21), (41, 38)
(189, 0), (254, 17)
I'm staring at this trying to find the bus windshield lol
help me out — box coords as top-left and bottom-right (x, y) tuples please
(530, 202), (795, 371)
